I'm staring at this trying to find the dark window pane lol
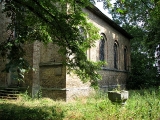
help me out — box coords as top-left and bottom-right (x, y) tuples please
(124, 48), (127, 70)
(114, 43), (118, 69)
(99, 36), (105, 61)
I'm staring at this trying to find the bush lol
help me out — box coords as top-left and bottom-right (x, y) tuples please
(127, 52), (160, 89)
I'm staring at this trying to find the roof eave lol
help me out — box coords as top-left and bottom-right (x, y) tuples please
(86, 6), (133, 39)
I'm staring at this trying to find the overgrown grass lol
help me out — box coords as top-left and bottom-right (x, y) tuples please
(0, 88), (160, 120)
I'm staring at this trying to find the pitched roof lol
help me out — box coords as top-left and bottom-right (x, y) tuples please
(86, 6), (133, 39)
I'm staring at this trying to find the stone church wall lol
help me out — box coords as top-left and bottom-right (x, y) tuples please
(84, 8), (131, 91)
(38, 43), (67, 100)
(66, 72), (93, 101)
(0, 4), (10, 87)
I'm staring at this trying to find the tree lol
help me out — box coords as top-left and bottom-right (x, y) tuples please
(109, 0), (160, 89)
(110, 0), (160, 56)
(0, 0), (107, 88)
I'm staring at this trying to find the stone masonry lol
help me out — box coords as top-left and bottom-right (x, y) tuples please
(0, 4), (132, 101)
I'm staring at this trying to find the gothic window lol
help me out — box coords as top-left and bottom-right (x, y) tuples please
(124, 47), (127, 70)
(99, 33), (107, 61)
(79, 27), (90, 59)
(79, 26), (87, 40)
(114, 41), (118, 69)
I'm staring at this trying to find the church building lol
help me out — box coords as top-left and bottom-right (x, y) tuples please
(0, 4), (132, 101)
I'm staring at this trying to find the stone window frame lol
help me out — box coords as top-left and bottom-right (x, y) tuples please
(78, 26), (91, 60)
(99, 33), (107, 62)
(113, 41), (119, 69)
(79, 26), (87, 40)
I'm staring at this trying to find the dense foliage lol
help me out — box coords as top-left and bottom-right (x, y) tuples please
(122, 25), (160, 89)
(111, 0), (160, 54)
(110, 0), (160, 89)
(0, 0), (108, 87)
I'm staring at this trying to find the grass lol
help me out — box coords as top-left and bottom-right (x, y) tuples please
(0, 88), (160, 120)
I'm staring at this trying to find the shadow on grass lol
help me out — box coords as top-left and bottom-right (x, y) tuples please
(0, 102), (64, 120)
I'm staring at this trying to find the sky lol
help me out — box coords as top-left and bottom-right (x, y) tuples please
(95, 0), (115, 19)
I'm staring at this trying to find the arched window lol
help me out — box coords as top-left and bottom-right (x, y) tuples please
(79, 26), (87, 40)
(124, 47), (127, 70)
(114, 41), (118, 69)
(99, 33), (107, 61)
(79, 27), (90, 59)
